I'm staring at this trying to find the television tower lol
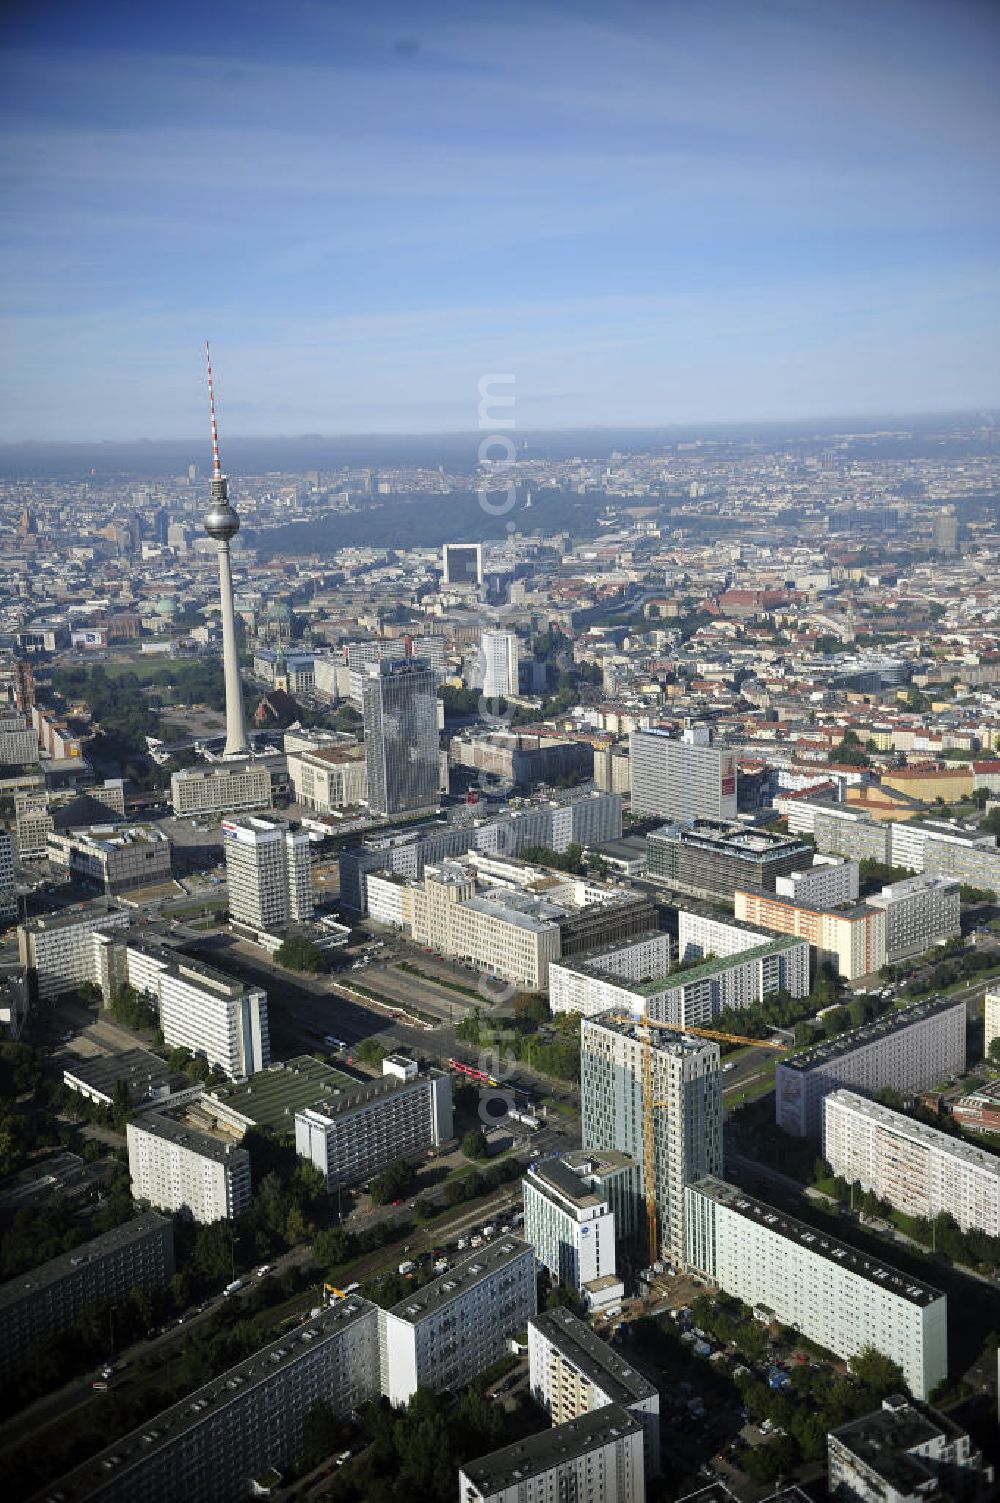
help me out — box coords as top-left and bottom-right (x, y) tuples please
(203, 343), (250, 758)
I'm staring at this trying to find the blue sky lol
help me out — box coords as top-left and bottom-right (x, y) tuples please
(1, 0), (998, 440)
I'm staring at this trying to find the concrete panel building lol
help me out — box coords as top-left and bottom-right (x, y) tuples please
(823, 1089), (1000, 1237)
(459, 1405), (645, 1503)
(381, 1238), (537, 1406)
(295, 1070), (453, 1194)
(581, 1014), (721, 1264)
(45, 1300), (380, 1503)
(13, 790), (52, 859)
(17, 899), (130, 1001)
(630, 725), (738, 822)
(528, 1307), (660, 1479)
(0, 1213), (174, 1378)
(170, 760), (272, 817)
(775, 995), (967, 1138)
(685, 1176), (947, 1400)
(867, 875), (962, 963)
(735, 889), (886, 981)
(775, 856), (860, 908)
(127, 1109), (251, 1223)
(0, 829), (15, 923)
(222, 813), (313, 932)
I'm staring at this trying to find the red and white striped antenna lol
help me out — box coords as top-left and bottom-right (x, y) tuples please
(205, 340), (222, 480)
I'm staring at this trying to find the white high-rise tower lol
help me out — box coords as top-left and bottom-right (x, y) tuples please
(481, 629), (519, 701)
(203, 344), (250, 759)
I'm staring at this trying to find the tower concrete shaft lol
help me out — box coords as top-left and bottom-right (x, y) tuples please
(216, 533), (249, 757)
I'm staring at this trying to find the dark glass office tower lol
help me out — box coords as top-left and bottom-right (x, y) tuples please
(362, 657), (439, 816)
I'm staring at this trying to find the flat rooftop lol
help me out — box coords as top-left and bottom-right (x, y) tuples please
(650, 819), (810, 856)
(828, 1089), (1000, 1175)
(583, 1012), (718, 1059)
(461, 1403), (642, 1493)
(21, 899), (123, 934)
(129, 1106), (248, 1164)
(386, 1237), (532, 1325)
(830, 1400), (966, 1494)
(527, 1158), (606, 1213)
(779, 994), (964, 1075)
(530, 1307), (657, 1405)
(690, 1176), (943, 1308)
(297, 1069), (438, 1125)
(44, 1299), (378, 1503)
(206, 1055), (356, 1134)
(559, 932), (803, 997)
(62, 1048), (174, 1102)
(0, 1212), (171, 1312)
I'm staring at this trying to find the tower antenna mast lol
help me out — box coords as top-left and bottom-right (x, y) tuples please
(205, 340), (223, 481)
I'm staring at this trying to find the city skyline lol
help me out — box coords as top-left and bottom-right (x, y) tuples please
(2, 0), (999, 441)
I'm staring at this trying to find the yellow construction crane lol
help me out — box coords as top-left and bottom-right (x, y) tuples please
(606, 1011), (787, 1266)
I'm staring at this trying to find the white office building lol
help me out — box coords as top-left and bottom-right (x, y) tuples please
(629, 724), (738, 822)
(47, 1299), (380, 1503)
(170, 760), (272, 817)
(223, 813), (313, 932)
(866, 875), (962, 964)
(480, 629), (519, 702)
(127, 1110), (251, 1224)
(17, 899), (130, 1000)
(286, 744), (368, 812)
(459, 1405), (645, 1503)
(685, 1176), (947, 1400)
(528, 1307), (660, 1479)
(581, 1014), (722, 1264)
(823, 1089), (1000, 1237)
(522, 1158), (618, 1297)
(775, 995), (967, 1138)
(295, 1071), (453, 1194)
(381, 1238), (537, 1406)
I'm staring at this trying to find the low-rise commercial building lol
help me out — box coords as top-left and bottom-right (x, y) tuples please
(459, 1404), (645, 1503)
(62, 1047), (175, 1108)
(824, 1089), (1000, 1236)
(295, 1070), (453, 1194)
(449, 731), (594, 789)
(45, 1299), (380, 1503)
(46, 824), (172, 894)
(528, 1307), (660, 1478)
(866, 875), (961, 963)
(127, 1107), (251, 1223)
(951, 1079), (1000, 1135)
(0, 1213), (174, 1378)
(286, 744), (368, 811)
(381, 1238), (537, 1406)
(646, 818), (813, 903)
(685, 1176), (947, 1400)
(775, 995), (967, 1137)
(828, 1396), (991, 1503)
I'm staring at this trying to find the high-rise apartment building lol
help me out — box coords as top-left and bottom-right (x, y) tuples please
(459, 1405), (645, 1503)
(13, 790), (52, 859)
(17, 899), (130, 1001)
(362, 657), (440, 817)
(0, 1213), (174, 1379)
(0, 708), (39, 766)
(124, 940), (270, 1078)
(127, 1110), (251, 1224)
(47, 1300), (380, 1503)
(866, 874), (961, 963)
(295, 1070), (453, 1194)
(629, 724), (737, 821)
(828, 1396), (990, 1503)
(580, 1014), (721, 1264)
(527, 1307), (660, 1480)
(685, 1176), (947, 1400)
(735, 888), (885, 981)
(380, 1238), (537, 1406)
(775, 996), (967, 1138)
(480, 629), (519, 701)
(222, 814), (313, 932)
(823, 1089), (1000, 1237)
